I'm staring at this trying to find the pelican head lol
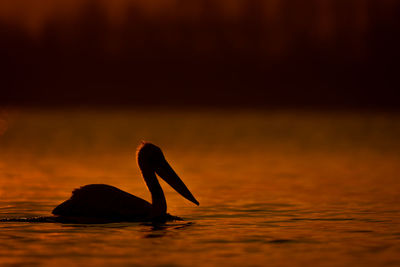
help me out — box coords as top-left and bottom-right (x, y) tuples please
(137, 142), (199, 206)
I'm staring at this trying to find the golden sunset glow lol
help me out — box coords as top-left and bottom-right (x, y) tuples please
(0, 1), (399, 266)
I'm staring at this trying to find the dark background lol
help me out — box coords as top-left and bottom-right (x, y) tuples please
(1, 0), (399, 108)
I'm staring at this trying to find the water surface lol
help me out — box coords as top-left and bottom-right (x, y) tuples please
(0, 109), (399, 266)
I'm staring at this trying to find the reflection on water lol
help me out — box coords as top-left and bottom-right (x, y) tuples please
(0, 109), (399, 266)
(140, 222), (194, 239)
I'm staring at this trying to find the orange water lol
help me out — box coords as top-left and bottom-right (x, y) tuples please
(0, 109), (399, 266)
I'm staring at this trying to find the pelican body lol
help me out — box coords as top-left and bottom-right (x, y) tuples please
(52, 142), (199, 223)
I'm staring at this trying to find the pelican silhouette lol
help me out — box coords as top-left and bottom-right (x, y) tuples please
(52, 142), (199, 223)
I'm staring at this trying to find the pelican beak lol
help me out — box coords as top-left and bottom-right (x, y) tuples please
(155, 159), (199, 206)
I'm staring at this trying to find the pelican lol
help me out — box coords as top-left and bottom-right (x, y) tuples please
(52, 142), (199, 223)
